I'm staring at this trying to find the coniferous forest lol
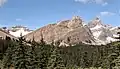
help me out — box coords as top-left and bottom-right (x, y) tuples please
(0, 35), (120, 69)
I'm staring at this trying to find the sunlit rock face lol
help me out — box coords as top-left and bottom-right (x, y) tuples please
(68, 16), (83, 29)
(24, 16), (120, 46)
(0, 16), (119, 46)
(25, 16), (95, 46)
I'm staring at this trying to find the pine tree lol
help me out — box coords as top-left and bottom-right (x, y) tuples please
(31, 39), (52, 69)
(25, 44), (40, 69)
(2, 39), (15, 68)
(82, 52), (89, 68)
(115, 27), (120, 41)
(112, 56), (120, 69)
(0, 57), (4, 69)
(9, 34), (34, 69)
(47, 46), (65, 69)
(13, 34), (30, 69)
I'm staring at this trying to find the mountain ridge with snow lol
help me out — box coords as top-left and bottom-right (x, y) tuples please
(0, 16), (119, 46)
(0, 25), (33, 37)
(88, 17), (119, 45)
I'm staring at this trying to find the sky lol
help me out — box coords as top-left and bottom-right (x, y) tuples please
(0, 0), (120, 29)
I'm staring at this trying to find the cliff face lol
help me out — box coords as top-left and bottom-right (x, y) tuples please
(25, 16), (95, 46)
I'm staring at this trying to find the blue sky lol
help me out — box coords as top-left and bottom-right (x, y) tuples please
(0, 0), (120, 29)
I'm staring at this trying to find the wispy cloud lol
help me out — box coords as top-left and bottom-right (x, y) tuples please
(75, 0), (88, 4)
(100, 11), (116, 16)
(74, 0), (108, 6)
(0, 0), (7, 7)
(16, 18), (22, 21)
(102, 2), (108, 6)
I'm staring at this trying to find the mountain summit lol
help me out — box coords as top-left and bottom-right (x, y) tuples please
(25, 16), (95, 46)
(68, 16), (83, 28)
(24, 16), (120, 46)
(1, 16), (118, 46)
(88, 17), (103, 28)
(88, 17), (118, 45)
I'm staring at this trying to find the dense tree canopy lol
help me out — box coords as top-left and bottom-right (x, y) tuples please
(0, 35), (120, 69)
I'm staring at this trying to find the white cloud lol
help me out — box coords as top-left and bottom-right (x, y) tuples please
(75, 0), (89, 4)
(74, 0), (108, 6)
(16, 18), (22, 21)
(102, 2), (108, 6)
(100, 11), (116, 16)
(0, 0), (7, 7)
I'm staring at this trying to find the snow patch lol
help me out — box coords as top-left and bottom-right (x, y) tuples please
(110, 27), (118, 30)
(113, 34), (119, 37)
(106, 37), (117, 43)
(92, 31), (102, 38)
(9, 28), (32, 37)
(90, 25), (103, 30)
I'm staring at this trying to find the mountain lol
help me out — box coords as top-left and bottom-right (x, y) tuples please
(24, 16), (120, 46)
(0, 29), (16, 39)
(6, 26), (33, 37)
(88, 17), (118, 45)
(1, 16), (119, 46)
(24, 16), (96, 46)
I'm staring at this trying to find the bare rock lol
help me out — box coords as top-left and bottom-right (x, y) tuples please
(24, 16), (95, 46)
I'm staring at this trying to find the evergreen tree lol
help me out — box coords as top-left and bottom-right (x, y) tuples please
(115, 27), (120, 41)
(12, 35), (32, 69)
(31, 40), (52, 69)
(2, 39), (15, 68)
(47, 46), (65, 69)
(3, 34), (35, 69)
(82, 52), (89, 68)
(112, 56), (120, 69)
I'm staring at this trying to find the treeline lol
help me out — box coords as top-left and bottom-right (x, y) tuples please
(0, 36), (120, 69)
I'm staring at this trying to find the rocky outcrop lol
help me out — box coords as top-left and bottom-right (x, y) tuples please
(25, 16), (95, 46)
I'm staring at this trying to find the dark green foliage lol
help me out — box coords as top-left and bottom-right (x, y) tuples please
(1, 37), (120, 69)
(116, 27), (120, 42)
(0, 36), (12, 59)
(47, 46), (65, 69)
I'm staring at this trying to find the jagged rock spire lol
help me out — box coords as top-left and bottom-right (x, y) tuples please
(71, 16), (81, 20)
(68, 16), (83, 29)
(94, 17), (102, 24)
(88, 17), (103, 28)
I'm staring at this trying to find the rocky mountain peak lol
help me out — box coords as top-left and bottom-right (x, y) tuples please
(94, 17), (102, 25)
(87, 17), (119, 45)
(71, 16), (81, 20)
(88, 17), (103, 28)
(68, 16), (83, 29)
(56, 16), (84, 29)
(25, 16), (95, 46)
(95, 17), (100, 20)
